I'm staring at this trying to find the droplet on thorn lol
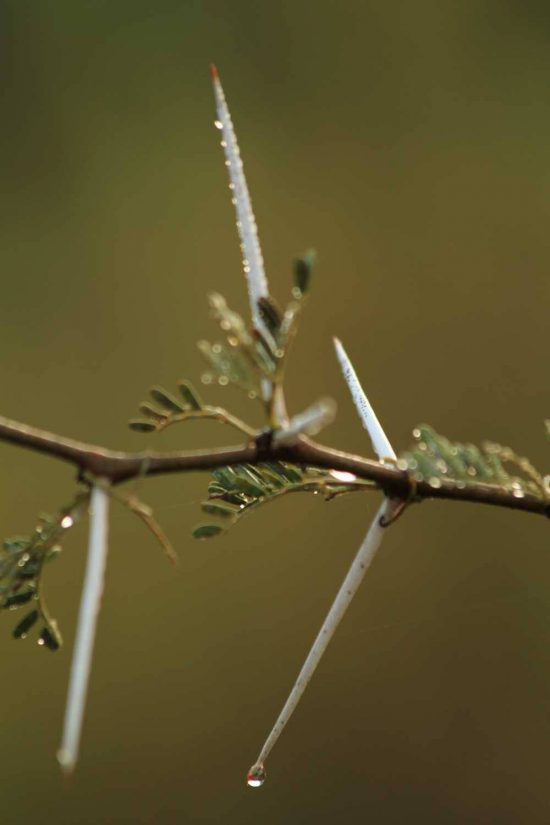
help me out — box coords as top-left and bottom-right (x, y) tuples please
(246, 763), (266, 788)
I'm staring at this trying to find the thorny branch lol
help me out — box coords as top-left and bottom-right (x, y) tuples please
(0, 414), (547, 518)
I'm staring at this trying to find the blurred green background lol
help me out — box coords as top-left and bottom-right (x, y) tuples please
(0, 1), (549, 823)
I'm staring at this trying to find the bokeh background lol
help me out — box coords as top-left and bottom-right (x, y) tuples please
(1, 2), (549, 823)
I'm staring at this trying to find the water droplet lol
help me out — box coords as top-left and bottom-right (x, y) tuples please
(512, 488), (525, 499)
(467, 467), (477, 477)
(248, 391), (257, 400)
(220, 320), (231, 331)
(274, 348), (284, 359)
(330, 470), (357, 483)
(397, 458), (409, 471)
(212, 343), (222, 354)
(201, 373), (213, 385)
(214, 120), (223, 130)
(61, 516), (74, 529)
(428, 476), (442, 489)
(224, 160), (231, 167)
(37, 638), (45, 646)
(412, 428), (421, 439)
(436, 460), (448, 474)
(220, 140), (227, 148)
(291, 286), (302, 300)
(456, 480), (466, 490)
(228, 183), (235, 190)
(243, 265), (251, 274)
(218, 376), (229, 386)
(246, 763), (266, 788)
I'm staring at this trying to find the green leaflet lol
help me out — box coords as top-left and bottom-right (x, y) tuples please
(192, 461), (363, 540)
(400, 424), (547, 500)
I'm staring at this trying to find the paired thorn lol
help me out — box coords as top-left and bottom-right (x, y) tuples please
(333, 337), (396, 462)
(210, 67), (269, 335)
(57, 483), (110, 776)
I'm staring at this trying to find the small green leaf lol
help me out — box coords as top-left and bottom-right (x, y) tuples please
(232, 476), (267, 498)
(293, 249), (316, 294)
(177, 380), (203, 410)
(39, 623), (62, 651)
(129, 419), (157, 433)
(192, 524), (225, 540)
(201, 502), (238, 519)
(149, 386), (186, 413)
(138, 402), (169, 422)
(257, 296), (283, 337)
(12, 609), (39, 639)
(5, 589), (35, 607)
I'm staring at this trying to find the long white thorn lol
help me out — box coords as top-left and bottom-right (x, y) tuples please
(247, 496), (400, 785)
(333, 337), (396, 462)
(57, 483), (110, 776)
(210, 65), (268, 332)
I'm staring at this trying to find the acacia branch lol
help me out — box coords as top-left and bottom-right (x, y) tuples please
(0, 414), (547, 517)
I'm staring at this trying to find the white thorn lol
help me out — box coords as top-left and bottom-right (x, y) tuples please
(272, 398), (337, 446)
(252, 496), (400, 769)
(57, 484), (110, 775)
(210, 66), (268, 332)
(333, 337), (396, 461)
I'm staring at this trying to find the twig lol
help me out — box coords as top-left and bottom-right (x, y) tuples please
(0, 415), (547, 516)
(57, 483), (110, 775)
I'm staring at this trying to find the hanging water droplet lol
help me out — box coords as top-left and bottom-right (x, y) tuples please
(61, 516), (74, 529)
(456, 480), (467, 490)
(218, 376), (229, 386)
(330, 470), (357, 483)
(37, 638), (45, 646)
(214, 120), (223, 130)
(428, 476), (442, 489)
(246, 763), (266, 788)
(220, 140), (227, 148)
(412, 428), (421, 439)
(512, 488), (525, 499)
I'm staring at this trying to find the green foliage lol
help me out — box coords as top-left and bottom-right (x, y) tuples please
(400, 424), (549, 500)
(192, 461), (373, 539)
(129, 381), (204, 433)
(0, 504), (85, 651)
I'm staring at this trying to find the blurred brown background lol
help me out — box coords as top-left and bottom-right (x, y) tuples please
(0, 2), (549, 823)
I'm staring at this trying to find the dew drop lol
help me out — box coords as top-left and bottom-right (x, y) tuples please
(248, 390), (257, 400)
(37, 638), (45, 646)
(246, 763), (266, 788)
(214, 120), (223, 130)
(201, 373), (213, 385)
(220, 140), (227, 148)
(330, 470), (357, 483)
(412, 428), (421, 439)
(512, 488), (525, 499)
(456, 480), (467, 490)
(218, 376), (229, 386)
(61, 516), (74, 529)
(428, 476), (442, 489)
(212, 343), (222, 354)
(220, 320), (231, 331)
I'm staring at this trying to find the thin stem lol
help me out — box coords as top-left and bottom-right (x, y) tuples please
(156, 407), (257, 439)
(57, 483), (110, 775)
(248, 496), (399, 781)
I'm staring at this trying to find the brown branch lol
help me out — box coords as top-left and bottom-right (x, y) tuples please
(0, 415), (547, 517)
